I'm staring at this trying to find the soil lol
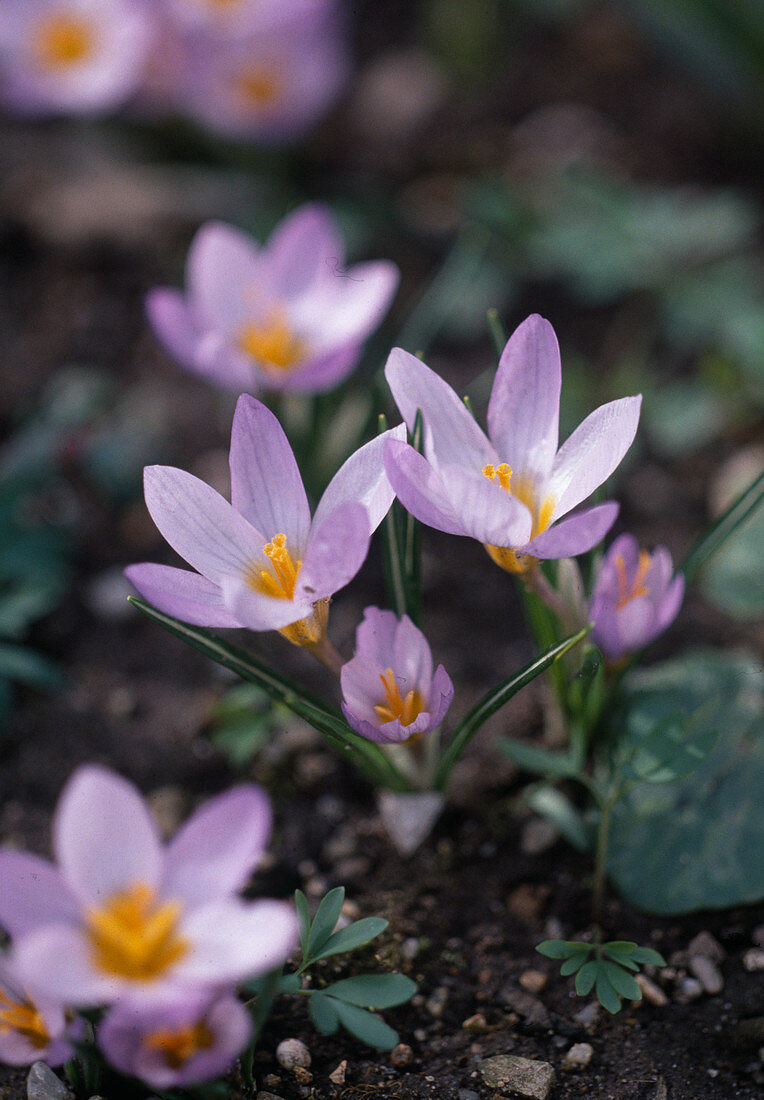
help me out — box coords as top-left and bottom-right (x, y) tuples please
(1, 4), (762, 1099)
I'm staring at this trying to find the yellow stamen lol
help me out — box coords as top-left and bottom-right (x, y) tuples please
(374, 668), (425, 729)
(482, 465), (556, 575)
(233, 67), (283, 107)
(0, 990), (50, 1050)
(482, 462), (512, 492)
(245, 535), (328, 648)
(615, 549), (652, 610)
(34, 15), (93, 69)
(238, 309), (306, 374)
(145, 1019), (214, 1070)
(86, 882), (188, 982)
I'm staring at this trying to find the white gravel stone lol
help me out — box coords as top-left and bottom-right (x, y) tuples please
(276, 1038), (311, 1071)
(27, 1064), (72, 1100)
(562, 1042), (593, 1070)
(743, 949), (764, 972)
(636, 972), (668, 1006)
(689, 955), (724, 995)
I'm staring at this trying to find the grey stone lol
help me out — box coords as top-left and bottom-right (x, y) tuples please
(26, 1064), (72, 1100)
(498, 985), (551, 1028)
(687, 931), (725, 962)
(689, 955), (724, 995)
(479, 1054), (555, 1099)
(257, 1093), (288, 1100)
(425, 985), (449, 1018)
(458, 1091), (480, 1100)
(562, 1042), (593, 1070)
(572, 1001), (599, 1030)
(636, 973), (668, 1007)
(275, 1038), (311, 1071)
(675, 976), (703, 1003)
(744, 949), (764, 972)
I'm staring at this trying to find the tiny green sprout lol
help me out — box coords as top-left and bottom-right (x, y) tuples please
(536, 939), (665, 1014)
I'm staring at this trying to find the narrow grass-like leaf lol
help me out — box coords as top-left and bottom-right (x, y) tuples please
(0, 643), (65, 691)
(306, 887), (345, 959)
(435, 627), (590, 788)
(500, 739), (577, 779)
(294, 890), (310, 958)
(312, 917), (389, 962)
(602, 961), (642, 1002)
(325, 974), (417, 1009)
(332, 1001), (399, 1050)
(524, 785), (591, 852)
(486, 307), (507, 360)
(681, 468), (764, 584)
(575, 960), (598, 996)
(309, 993), (339, 1035)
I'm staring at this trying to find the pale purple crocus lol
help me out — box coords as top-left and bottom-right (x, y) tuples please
(126, 395), (405, 649)
(384, 314), (642, 575)
(341, 608), (453, 744)
(1, 766), (297, 1008)
(0, 0), (153, 117)
(590, 534), (685, 664)
(147, 204), (398, 395)
(165, 0), (334, 36)
(98, 989), (251, 1088)
(0, 958), (73, 1067)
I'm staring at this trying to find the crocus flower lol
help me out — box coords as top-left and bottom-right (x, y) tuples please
(0, 0), (153, 117)
(1, 766), (296, 1007)
(341, 607), (454, 744)
(165, 0), (333, 36)
(147, 204), (398, 395)
(384, 314), (642, 575)
(98, 990), (251, 1088)
(126, 395), (405, 649)
(589, 533), (685, 663)
(0, 958), (73, 1066)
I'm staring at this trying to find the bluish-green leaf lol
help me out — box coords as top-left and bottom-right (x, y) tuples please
(309, 993), (339, 1035)
(0, 643), (65, 691)
(306, 887), (345, 959)
(500, 740), (577, 779)
(595, 967), (623, 1014)
(312, 917), (389, 962)
(628, 946), (666, 966)
(536, 940), (594, 960)
(332, 1001), (399, 1050)
(295, 890), (311, 958)
(325, 974), (417, 1009)
(524, 785), (591, 852)
(560, 953), (590, 976)
(575, 960), (598, 996)
(602, 961), (642, 1001)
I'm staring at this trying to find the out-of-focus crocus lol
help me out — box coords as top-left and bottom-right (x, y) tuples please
(166, 0), (333, 36)
(0, 958), (73, 1066)
(1, 766), (296, 1007)
(384, 314), (642, 575)
(341, 607), (453, 744)
(98, 990), (251, 1088)
(147, 205), (399, 395)
(126, 395), (405, 649)
(0, 0), (153, 116)
(589, 533), (685, 663)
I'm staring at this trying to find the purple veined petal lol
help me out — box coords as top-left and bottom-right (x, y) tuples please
(175, 899), (298, 985)
(354, 606), (399, 668)
(125, 564), (241, 628)
(194, 329), (257, 393)
(53, 766), (163, 909)
(612, 595), (656, 653)
(146, 288), (203, 372)
(14, 925), (125, 1008)
(143, 465), (263, 585)
(384, 348), (497, 470)
(186, 221), (264, 334)
(297, 502), (371, 602)
(220, 577), (315, 632)
(300, 260), (400, 346)
(605, 532), (641, 577)
(0, 852), (78, 939)
(271, 341), (362, 394)
(342, 708), (431, 745)
(442, 464), (534, 547)
(340, 674), (387, 729)
(427, 664), (455, 729)
(162, 786), (272, 909)
(487, 314), (561, 485)
(229, 395), (310, 550)
(527, 501), (619, 560)
(392, 615), (433, 694)
(589, 595), (622, 661)
(265, 202), (345, 297)
(548, 395), (642, 520)
(383, 441), (472, 537)
(312, 425), (407, 534)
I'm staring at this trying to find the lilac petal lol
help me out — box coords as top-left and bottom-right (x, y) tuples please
(53, 766), (163, 909)
(0, 958), (71, 1065)
(645, 546), (674, 597)
(527, 502), (619, 560)
(427, 664), (455, 729)
(442, 464), (533, 546)
(229, 395), (310, 549)
(146, 288), (202, 372)
(266, 203), (345, 297)
(186, 221), (262, 333)
(355, 607), (399, 667)
(548, 395), (642, 520)
(176, 899), (298, 984)
(384, 348), (496, 470)
(614, 596), (657, 653)
(393, 615), (432, 694)
(488, 314), (561, 484)
(220, 577), (314, 632)
(15, 925), (124, 1007)
(655, 574), (685, 632)
(303, 261), (400, 345)
(606, 532), (641, 576)
(312, 425), (406, 534)
(383, 442), (478, 538)
(192, 330), (257, 393)
(589, 597), (622, 661)
(0, 852), (78, 939)
(261, 342), (361, 394)
(163, 786), (272, 909)
(345, 710), (431, 745)
(144, 466), (262, 584)
(125, 564), (241, 628)
(297, 502), (370, 602)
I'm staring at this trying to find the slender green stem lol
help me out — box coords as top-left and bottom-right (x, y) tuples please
(592, 792), (616, 927)
(681, 468), (764, 584)
(486, 307), (507, 360)
(526, 567), (576, 633)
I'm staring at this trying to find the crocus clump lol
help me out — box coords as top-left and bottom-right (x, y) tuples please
(590, 533), (685, 663)
(0, 959), (74, 1067)
(0, 0), (153, 116)
(341, 607), (454, 744)
(384, 314), (642, 575)
(126, 394), (404, 650)
(147, 205), (399, 395)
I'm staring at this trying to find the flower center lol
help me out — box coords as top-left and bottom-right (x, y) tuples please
(482, 464), (556, 574)
(34, 14), (93, 70)
(144, 1019), (214, 1070)
(86, 882), (188, 982)
(249, 533), (301, 600)
(0, 990), (50, 1050)
(238, 309), (306, 373)
(233, 67), (283, 108)
(374, 668), (425, 727)
(615, 549), (652, 610)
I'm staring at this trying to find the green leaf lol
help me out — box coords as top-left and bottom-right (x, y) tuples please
(575, 960), (598, 996)
(681, 468), (764, 584)
(325, 974), (417, 1009)
(608, 650), (764, 914)
(617, 709), (718, 785)
(536, 940), (593, 960)
(332, 1001), (399, 1050)
(306, 887), (345, 959)
(701, 504), (764, 620)
(309, 993), (339, 1035)
(629, 946), (666, 966)
(0, 643), (65, 691)
(601, 961), (642, 1002)
(277, 974), (301, 994)
(312, 917), (389, 962)
(523, 785), (591, 852)
(295, 890), (311, 958)
(595, 967), (623, 1015)
(560, 953), (590, 977)
(381, 411), (422, 625)
(500, 739), (577, 779)
(435, 626), (590, 788)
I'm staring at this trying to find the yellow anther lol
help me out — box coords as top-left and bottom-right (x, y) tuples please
(239, 309), (305, 373)
(250, 533), (302, 601)
(145, 1019), (214, 1070)
(233, 67), (283, 107)
(86, 882), (188, 982)
(0, 990), (50, 1050)
(374, 668), (425, 728)
(35, 15), (93, 69)
(615, 550), (652, 610)
(483, 462), (512, 491)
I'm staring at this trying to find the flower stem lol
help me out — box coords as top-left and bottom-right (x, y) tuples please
(592, 793), (615, 927)
(526, 568), (574, 631)
(307, 635), (344, 676)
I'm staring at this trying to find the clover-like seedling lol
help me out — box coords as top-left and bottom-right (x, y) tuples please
(536, 939), (665, 1014)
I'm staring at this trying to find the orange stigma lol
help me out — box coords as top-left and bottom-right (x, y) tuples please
(0, 990), (50, 1050)
(238, 309), (306, 374)
(615, 550), (652, 609)
(85, 882), (188, 982)
(145, 1019), (214, 1070)
(250, 534), (301, 600)
(374, 668), (425, 728)
(35, 14), (93, 69)
(233, 67), (283, 108)
(482, 464), (556, 574)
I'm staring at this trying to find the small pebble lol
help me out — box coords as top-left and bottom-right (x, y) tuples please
(401, 937), (421, 961)
(479, 1054), (555, 1099)
(743, 949), (764, 972)
(562, 1042), (593, 1070)
(27, 1064), (72, 1100)
(519, 968), (548, 994)
(276, 1038), (311, 1071)
(461, 1013), (488, 1033)
(425, 985), (449, 1018)
(257, 1093), (288, 1100)
(328, 1060), (347, 1085)
(391, 1043), (413, 1067)
(520, 817), (558, 856)
(675, 977), (703, 1003)
(572, 1001), (599, 1030)
(413, 1028), (427, 1042)
(292, 1067), (312, 1085)
(688, 931), (725, 962)
(457, 1090), (479, 1100)
(636, 973), (668, 1007)
(689, 955), (724, 995)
